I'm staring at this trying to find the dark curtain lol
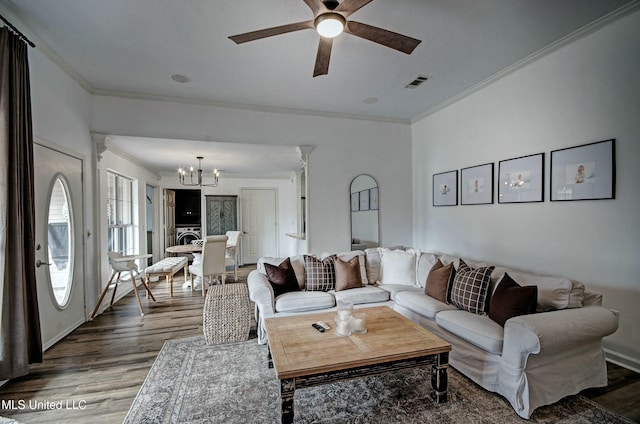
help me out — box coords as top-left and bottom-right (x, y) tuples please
(0, 26), (42, 380)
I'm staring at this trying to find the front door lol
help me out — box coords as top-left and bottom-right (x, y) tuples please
(33, 143), (85, 350)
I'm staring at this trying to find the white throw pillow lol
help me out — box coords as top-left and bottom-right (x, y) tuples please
(507, 271), (575, 311)
(377, 248), (421, 286)
(416, 252), (438, 288)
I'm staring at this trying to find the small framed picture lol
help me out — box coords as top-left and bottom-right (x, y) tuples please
(359, 189), (370, 211)
(550, 139), (615, 201)
(433, 170), (458, 206)
(461, 163), (494, 205)
(498, 153), (544, 203)
(351, 192), (359, 212)
(370, 187), (379, 210)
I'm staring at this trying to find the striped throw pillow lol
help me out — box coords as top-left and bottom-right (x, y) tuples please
(450, 259), (495, 315)
(304, 255), (336, 291)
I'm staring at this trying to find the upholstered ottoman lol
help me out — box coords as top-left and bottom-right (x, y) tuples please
(145, 257), (188, 297)
(203, 283), (251, 345)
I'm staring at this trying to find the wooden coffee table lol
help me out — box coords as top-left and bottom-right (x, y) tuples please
(265, 306), (451, 423)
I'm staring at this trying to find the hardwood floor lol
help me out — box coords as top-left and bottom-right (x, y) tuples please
(1, 265), (638, 423)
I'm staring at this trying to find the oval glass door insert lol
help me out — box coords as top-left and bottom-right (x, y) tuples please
(47, 177), (74, 307)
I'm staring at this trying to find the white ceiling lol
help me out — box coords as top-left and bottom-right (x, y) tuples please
(2, 0), (633, 176)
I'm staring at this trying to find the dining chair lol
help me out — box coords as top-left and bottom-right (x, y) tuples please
(90, 251), (155, 318)
(189, 235), (228, 297)
(225, 231), (242, 281)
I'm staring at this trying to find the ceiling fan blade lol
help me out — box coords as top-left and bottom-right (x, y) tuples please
(335, 0), (373, 16)
(313, 37), (333, 77)
(303, 0), (328, 16)
(229, 21), (314, 44)
(345, 21), (421, 54)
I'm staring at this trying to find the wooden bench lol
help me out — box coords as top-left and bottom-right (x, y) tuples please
(145, 257), (188, 297)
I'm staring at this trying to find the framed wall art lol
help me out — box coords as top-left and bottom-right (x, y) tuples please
(433, 170), (458, 206)
(461, 163), (494, 205)
(359, 189), (370, 211)
(498, 153), (544, 203)
(351, 192), (359, 212)
(370, 187), (379, 210)
(550, 139), (615, 201)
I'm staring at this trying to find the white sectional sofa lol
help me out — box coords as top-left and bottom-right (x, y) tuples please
(247, 247), (618, 419)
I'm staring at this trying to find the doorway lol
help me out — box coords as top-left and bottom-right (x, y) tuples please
(33, 143), (85, 350)
(241, 188), (277, 263)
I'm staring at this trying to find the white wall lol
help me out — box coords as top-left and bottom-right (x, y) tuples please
(412, 10), (640, 368)
(159, 174), (298, 258)
(91, 97), (414, 254)
(28, 47), (98, 317)
(94, 149), (160, 309)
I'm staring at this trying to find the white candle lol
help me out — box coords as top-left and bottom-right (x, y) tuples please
(351, 314), (367, 334)
(337, 309), (351, 320)
(336, 318), (351, 336)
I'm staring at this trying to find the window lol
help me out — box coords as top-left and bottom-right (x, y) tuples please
(48, 177), (73, 307)
(107, 171), (135, 255)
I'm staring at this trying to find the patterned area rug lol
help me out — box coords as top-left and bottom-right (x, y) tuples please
(124, 336), (634, 424)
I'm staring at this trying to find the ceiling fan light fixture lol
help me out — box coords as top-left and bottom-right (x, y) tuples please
(315, 13), (346, 38)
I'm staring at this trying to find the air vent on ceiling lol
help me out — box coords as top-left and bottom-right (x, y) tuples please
(405, 75), (429, 89)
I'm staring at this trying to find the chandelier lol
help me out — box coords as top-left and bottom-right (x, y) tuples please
(178, 156), (221, 187)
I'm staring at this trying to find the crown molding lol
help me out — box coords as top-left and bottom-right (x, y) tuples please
(91, 88), (411, 125)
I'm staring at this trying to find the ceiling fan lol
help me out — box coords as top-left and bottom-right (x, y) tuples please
(228, 0), (422, 77)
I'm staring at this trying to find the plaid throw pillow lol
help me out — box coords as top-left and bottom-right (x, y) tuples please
(304, 255), (336, 291)
(450, 259), (495, 315)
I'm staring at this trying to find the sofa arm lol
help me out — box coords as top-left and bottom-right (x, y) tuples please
(247, 270), (277, 344)
(502, 306), (618, 367)
(248, 270), (275, 316)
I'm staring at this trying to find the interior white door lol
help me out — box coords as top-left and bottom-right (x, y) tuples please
(241, 188), (277, 263)
(33, 143), (85, 350)
(164, 189), (176, 250)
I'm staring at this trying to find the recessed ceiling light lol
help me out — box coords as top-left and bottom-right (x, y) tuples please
(362, 97), (378, 104)
(171, 74), (190, 83)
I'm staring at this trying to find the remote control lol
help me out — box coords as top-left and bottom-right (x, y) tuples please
(312, 323), (325, 333)
(316, 321), (330, 330)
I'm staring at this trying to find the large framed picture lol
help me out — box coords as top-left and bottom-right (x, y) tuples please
(498, 153), (544, 203)
(461, 163), (494, 205)
(550, 139), (615, 201)
(433, 170), (458, 206)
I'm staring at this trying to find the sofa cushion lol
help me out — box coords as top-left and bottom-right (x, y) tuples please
(377, 284), (423, 300)
(436, 310), (504, 355)
(377, 248), (420, 286)
(323, 251), (369, 286)
(507, 271), (581, 311)
(264, 258), (301, 298)
(450, 259), (494, 315)
(395, 291), (458, 320)
(332, 286), (390, 305)
(488, 273), (537, 326)
(304, 255), (336, 291)
(416, 252), (439, 288)
(335, 256), (363, 291)
(275, 291), (335, 313)
(425, 260), (455, 304)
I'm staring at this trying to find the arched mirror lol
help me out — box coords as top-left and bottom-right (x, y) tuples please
(350, 174), (379, 250)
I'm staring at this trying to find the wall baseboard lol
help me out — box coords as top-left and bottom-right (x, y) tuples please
(605, 348), (640, 374)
